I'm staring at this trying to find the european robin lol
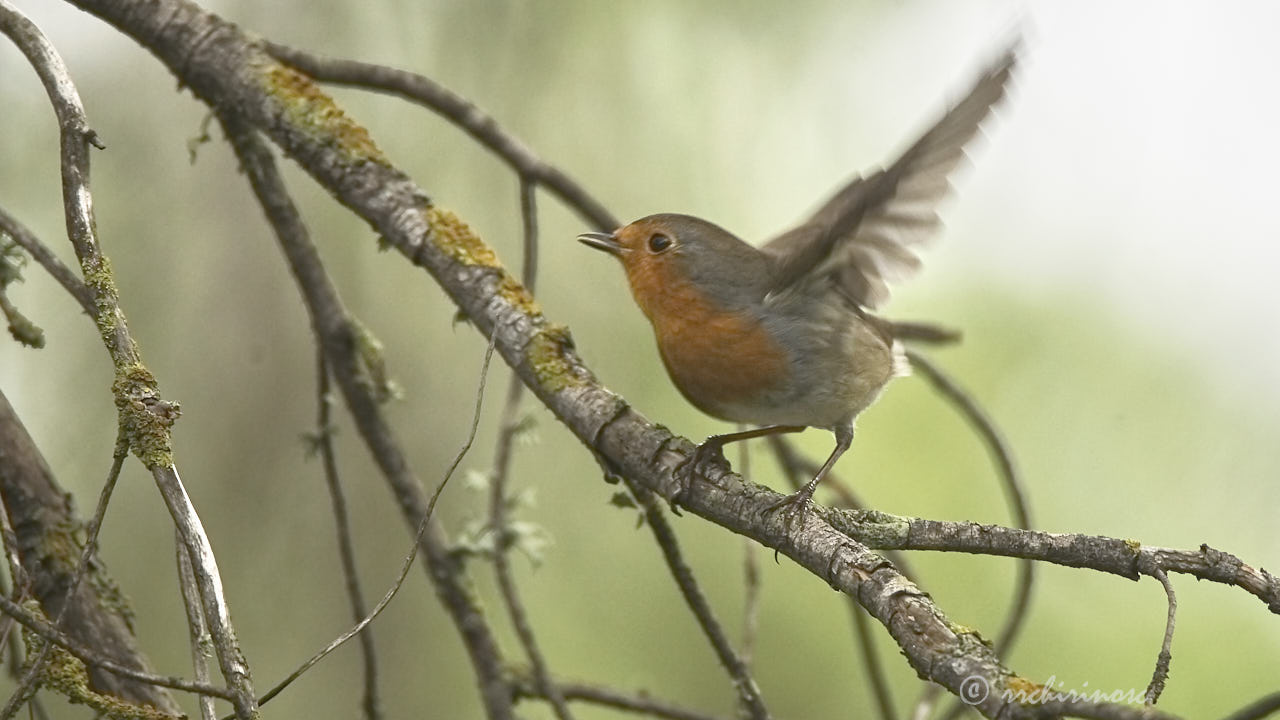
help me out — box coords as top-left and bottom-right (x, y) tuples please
(580, 46), (1016, 518)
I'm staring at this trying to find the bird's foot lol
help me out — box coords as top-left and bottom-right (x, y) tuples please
(671, 440), (730, 506)
(762, 487), (816, 531)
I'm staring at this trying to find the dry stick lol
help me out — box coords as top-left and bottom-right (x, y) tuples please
(176, 539), (217, 720)
(314, 353), (383, 720)
(264, 43), (619, 232)
(246, 336), (499, 714)
(0, 5), (258, 717)
(488, 181), (575, 720)
(1144, 568), (1176, 706)
(218, 115), (515, 719)
(1221, 692), (1280, 720)
(509, 673), (735, 720)
(629, 484), (771, 720)
(0, 449), (124, 720)
(905, 349), (1034, 720)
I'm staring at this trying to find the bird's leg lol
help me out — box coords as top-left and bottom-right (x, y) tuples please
(673, 425), (806, 504)
(765, 423), (853, 527)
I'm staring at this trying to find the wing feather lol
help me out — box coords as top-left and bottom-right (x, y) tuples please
(763, 43), (1017, 309)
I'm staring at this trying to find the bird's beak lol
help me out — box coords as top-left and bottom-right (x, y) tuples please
(577, 231), (625, 257)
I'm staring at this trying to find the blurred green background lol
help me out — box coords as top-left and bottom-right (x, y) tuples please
(2, 1), (1278, 718)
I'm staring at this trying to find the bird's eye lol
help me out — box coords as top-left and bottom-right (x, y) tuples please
(647, 233), (673, 253)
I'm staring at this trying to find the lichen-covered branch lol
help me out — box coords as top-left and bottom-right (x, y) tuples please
(0, 3), (258, 716)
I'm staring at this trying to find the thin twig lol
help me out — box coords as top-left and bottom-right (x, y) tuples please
(176, 538), (217, 720)
(314, 353), (383, 720)
(510, 671), (734, 720)
(246, 335), (498, 714)
(0, 449), (124, 719)
(486, 182), (574, 720)
(0, 593), (233, 700)
(0, 205), (95, 316)
(264, 42), (619, 232)
(1144, 568), (1176, 706)
(628, 483), (771, 720)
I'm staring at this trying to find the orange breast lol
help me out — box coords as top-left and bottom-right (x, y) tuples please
(624, 258), (787, 420)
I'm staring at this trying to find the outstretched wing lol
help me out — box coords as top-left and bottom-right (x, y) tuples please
(763, 44), (1017, 309)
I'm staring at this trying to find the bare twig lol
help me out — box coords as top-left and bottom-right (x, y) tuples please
(313, 353), (382, 720)
(176, 539), (217, 720)
(510, 671), (733, 720)
(249, 335), (498, 714)
(0, 205), (95, 315)
(264, 42), (619, 232)
(1144, 569), (1176, 706)
(628, 483), (771, 720)
(0, 593), (232, 700)
(486, 182), (574, 720)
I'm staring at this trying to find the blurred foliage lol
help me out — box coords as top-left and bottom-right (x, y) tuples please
(0, 1), (1277, 719)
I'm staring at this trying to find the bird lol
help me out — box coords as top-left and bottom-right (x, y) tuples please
(579, 45), (1016, 520)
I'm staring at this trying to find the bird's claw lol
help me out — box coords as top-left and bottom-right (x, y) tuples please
(762, 489), (815, 531)
(671, 441), (729, 506)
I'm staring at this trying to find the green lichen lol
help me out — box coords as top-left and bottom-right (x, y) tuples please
(81, 256), (123, 346)
(1004, 674), (1047, 704)
(351, 317), (402, 403)
(426, 204), (543, 314)
(21, 604), (178, 719)
(427, 206), (501, 268)
(1124, 538), (1142, 554)
(112, 364), (179, 468)
(498, 272), (541, 317)
(257, 61), (386, 166)
(526, 324), (583, 392)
